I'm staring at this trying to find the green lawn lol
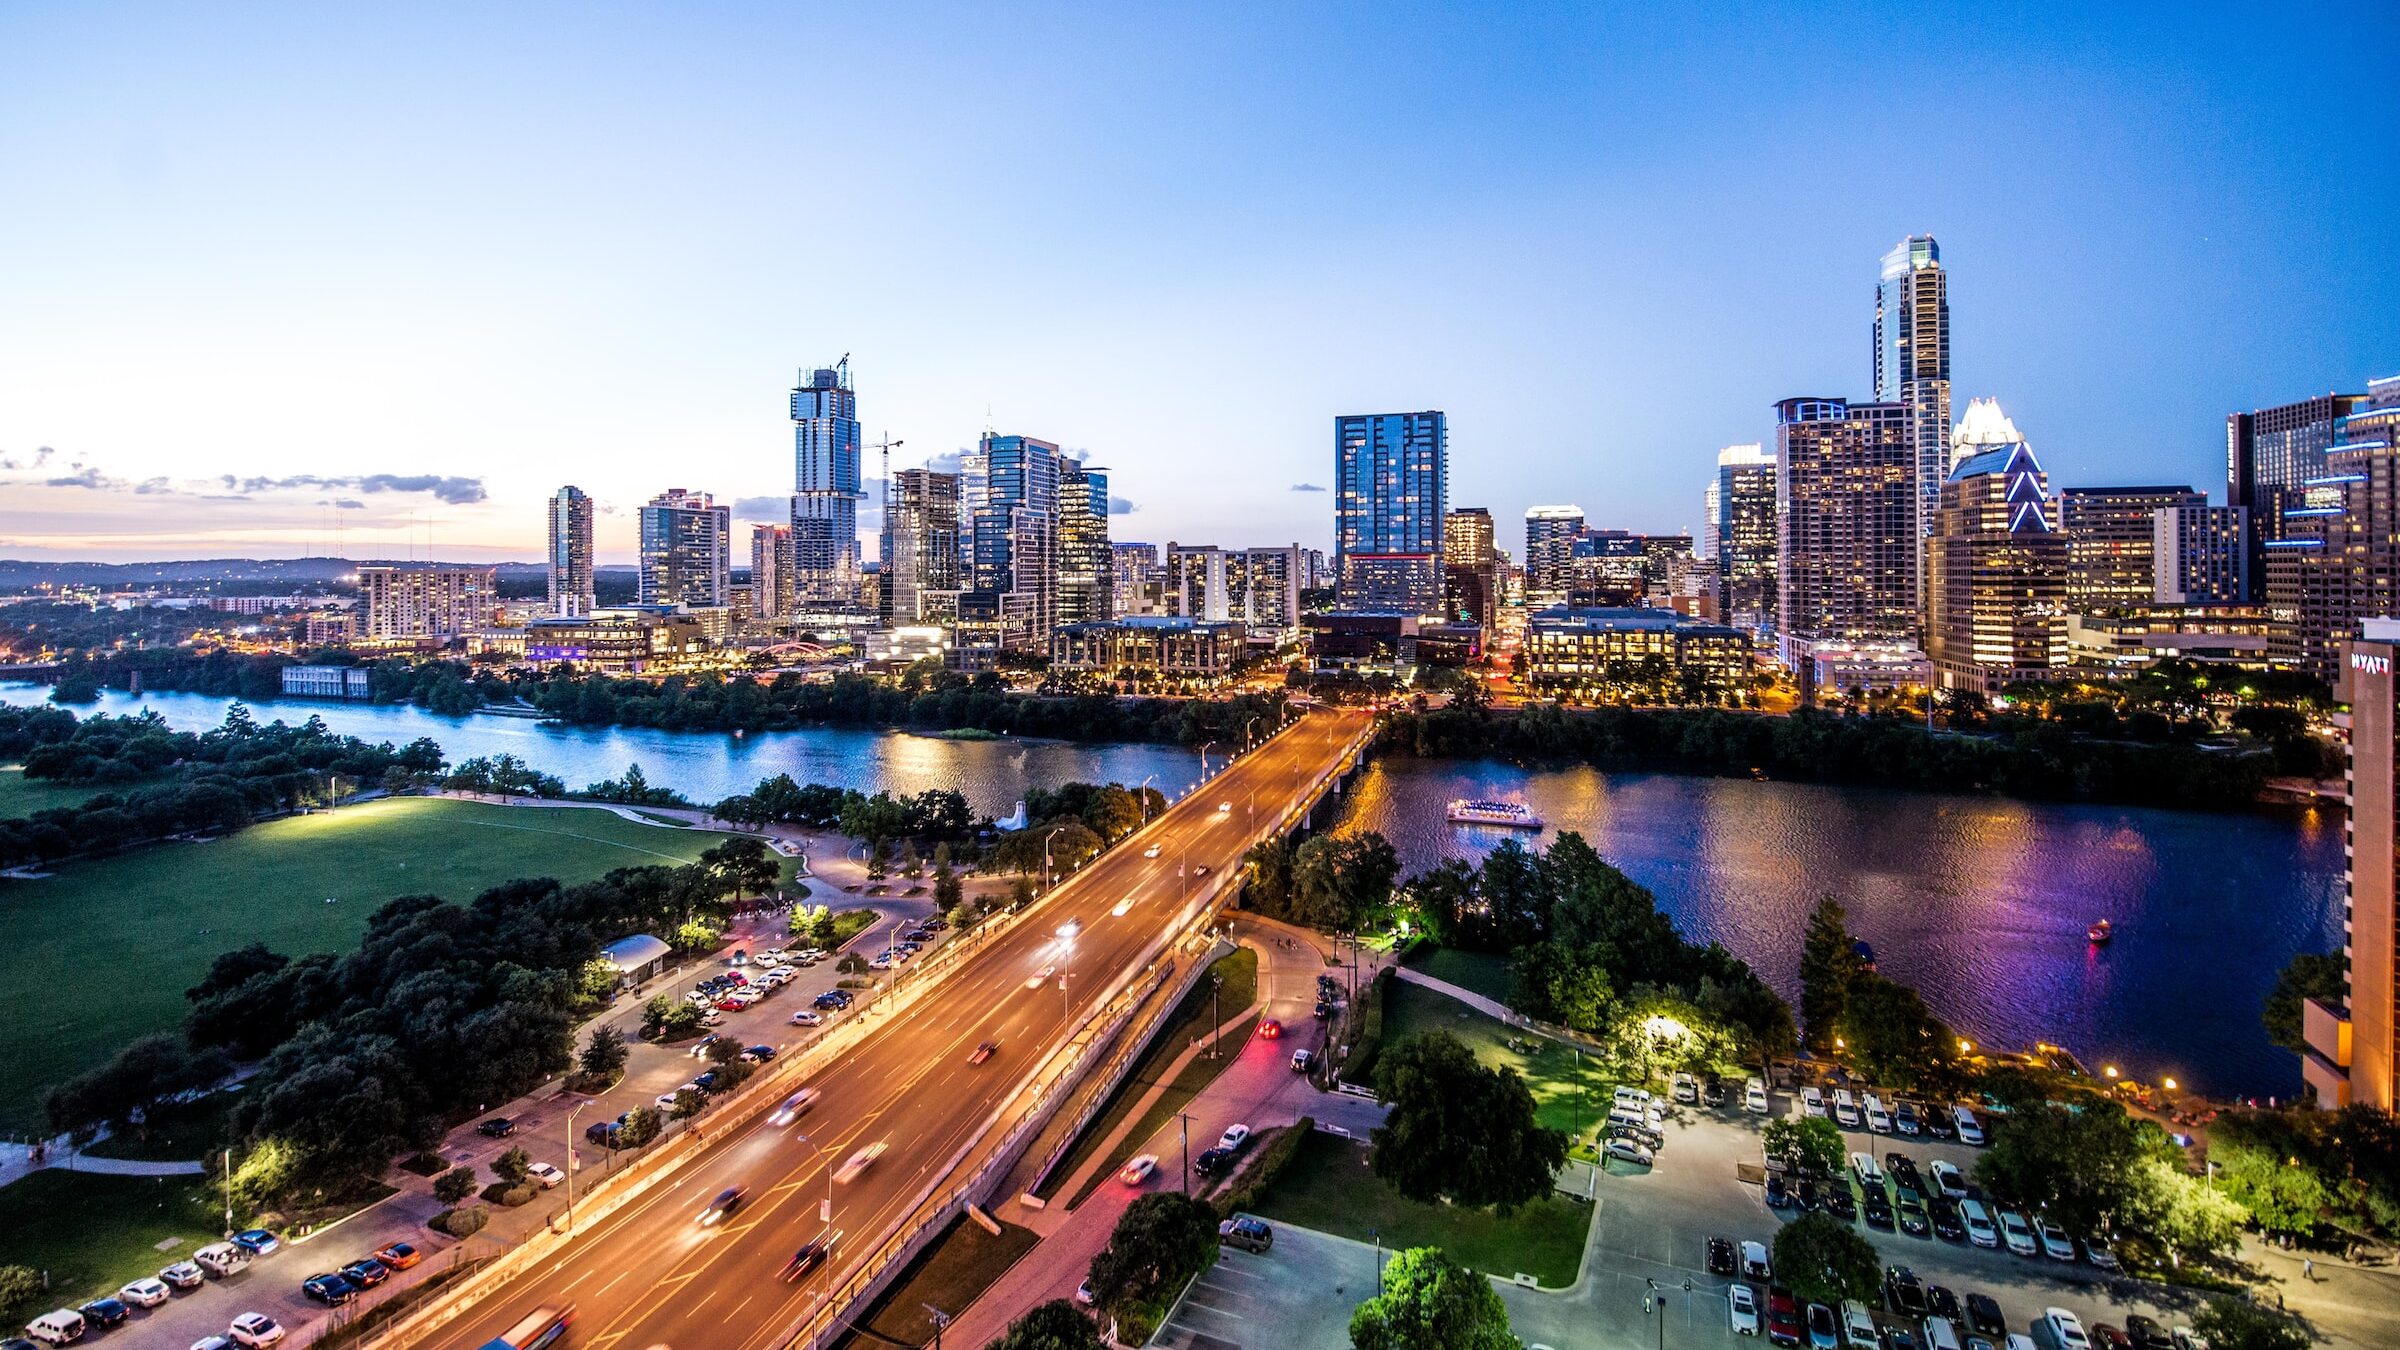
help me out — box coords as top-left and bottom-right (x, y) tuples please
(843, 1213), (1041, 1349)
(1247, 1130), (1591, 1287)
(0, 1170), (228, 1304)
(1383, 978), (1622, 1143)
(0, 797), (741, 1133)
(1403, 946), (1514, 1005)
(0, 766), (105, 820)
(81, 1097), (235, 1163)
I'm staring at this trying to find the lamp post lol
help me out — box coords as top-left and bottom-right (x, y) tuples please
(1139, 774), (1157, 825)
(792, 1134), (835, 1225)
(1198, 740), (1216, 780)
(1042, 826), (1064, 891)
(1243, 715), (1260, 752)
(565, 1101), (590, 1233)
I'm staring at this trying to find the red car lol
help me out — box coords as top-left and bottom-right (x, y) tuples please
(370, 1242), (422, 1271)
(716, 998), (749, 1012)
(1764, 1288), (1801, 1347)
(1257, 1019), (1282, 1040)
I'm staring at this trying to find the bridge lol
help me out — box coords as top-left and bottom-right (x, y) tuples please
(390, 707), (1377, 1350)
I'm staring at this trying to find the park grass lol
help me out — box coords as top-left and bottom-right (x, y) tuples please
(1383, 978), (1622, 1143)
(1402, 945), (1514, 1005)
(0, 1170), (227, 1304)
(81, 1097), (235, 1163)
(1247, 1130), (1590, 1287)
(839, 1212), (1041, 1349)
(1036, 947), (1258, 1203)
(0, 797), (741, 1133)
(1065, 1010), (1264, 1210)
(0, 766), (104, 819)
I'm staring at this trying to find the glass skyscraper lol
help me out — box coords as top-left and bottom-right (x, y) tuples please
(1704, 445), (1777, 635)
(1334, 411), (1446, 613)
(638, 488), (731, 608)
(1874, 235), (1952, 603)
(964, 432), (1063, 646)
(790, 360), (865, 603)
(546, 484), (595, 617)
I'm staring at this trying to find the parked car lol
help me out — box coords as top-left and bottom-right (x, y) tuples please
(1218, 1215), (1273, 1253)
(1746, 1077), (1770, 1113)
(2084, 1235), (2119, 1270)
(1928, 1159), (1967, 1199)
(1740, 1240), (1773, 1281)
(118, 1278), (171, 1308)
(527, 1162), (565, 1189)
(1894, 1189), (1931, 1237)
(2039, 1220), (2077, 1262)
(1928, 1196), (1966, 1242)
(1998, 1210), (2039, 1257)
(1766, 1289), (1803, 1347)
(231, 1230), (280, 1256)
(1193, 1146), (1233, 1177)
(790, 1009), (824, 1026)
(1604, 1137), (1655, 1166)
(1894, 1101), (1922, 1135)
(1765, 1173), (1793, 1208)
(373, 1242), (423, 1271)
(1801, 1086), (1826, 1117)
(339, 1260), (389, 1288)
(301, 1273), (358, 1305)
(741, 1044), (777, 1063)
(475, 1117), (516, 1139)
(159, 1261), (207, 1291)
(1706, 1236), (1737, 1277)
(1807, 1301), (1842, 1350)
(1729, 1283), (1761, 1337)
(1964, 1294), (2006, 1338)
(1882, 1266), (1928, 1317)
(229, 1312), (286, 1347)
(77, 1299), (129, 1331)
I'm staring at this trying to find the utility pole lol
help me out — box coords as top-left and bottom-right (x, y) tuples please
(1178, 1112), (1192, 1195)
(1210, 972), (1222, 1058)
(565, 1101), (589, 1233)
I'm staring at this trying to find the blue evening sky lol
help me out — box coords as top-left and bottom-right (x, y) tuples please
(1, 2), (2393, 562)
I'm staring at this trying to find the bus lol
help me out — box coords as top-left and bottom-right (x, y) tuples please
(480, 1304), (573, 1350)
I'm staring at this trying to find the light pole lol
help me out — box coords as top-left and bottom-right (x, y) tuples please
(1371, 1228), (1383, 1289)
(1139, 774), (1158, 826)
(1242, 715), (1260, 752)
(1042, 826), (1064, 891)
(565, 1101), (590, 1233)
(1178, 1111), (1192, 1196)
(1210, 972), (1222, 1059)
(792, 1134), (835, 1225)
(1198, 740), (1216, 781)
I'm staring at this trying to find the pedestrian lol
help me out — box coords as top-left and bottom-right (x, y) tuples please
(2304, 1257), (2315, 1282)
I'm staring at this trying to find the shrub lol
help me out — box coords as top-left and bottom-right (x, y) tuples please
(398, 1151), (447, 1177)
(481, 1182), (538, 1208)
(431, 1168), (478, 1206)
(1215, 1118), (1313, 1217)
(433, 1204), (489, 1238)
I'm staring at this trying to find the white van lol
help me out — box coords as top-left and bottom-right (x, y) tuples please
(1842, 1299), (1880, 1349)
(1863, 1093), (1893, 1133)
(1960, 1198), (1999, 1247)
(195, 1240), (253, 1278)
(1849, 1151), (1884, 1188)
(25, 1309), (86, 1345)
(1833, 1089), (1862, 1127)
(1921, 1315), (1964, 1350)
(1801, 1086), (1827, 1117)
(1614, 1085), (1654, 1108)
(1744, 1077), (1769, 1113)
(1953, 1105), (1985, 1145)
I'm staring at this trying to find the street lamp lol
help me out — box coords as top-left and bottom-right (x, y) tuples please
(565, 1101), (590, 1233)
(1042, 826), (1065, 890)
(1139, 774), (1157, 825)
(792, 1134), (836, 1225)
(1198, 740), (1217, 780)
(1242, 715), (1260, 751)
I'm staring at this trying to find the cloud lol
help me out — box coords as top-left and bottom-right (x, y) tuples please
(1290, 482), (1326, 492)
(315, 498), (367, 510)
(922, 449), (966, 475)
(1, 446), (55, 471)
(224, 472), (488, 505)
(732, 495), (792, 522)
(47, 467), (129, 491)
(1108, 495), (1138, 515)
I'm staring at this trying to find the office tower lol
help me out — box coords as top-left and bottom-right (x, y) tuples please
(1524, 506), (1586, 606)
(1706, 444), (1777, 634)
(1301, 548), (1329, 592)
(1335, 411), (1447, 609)
(1775, 397), (1916, 664)
(749, 523), (796, 621)
(2310, 617), (2400, 1110)
(1443, 508), (1498, 627)
(546, 485), (595, 617)
(1057, 459), (1113, 627)
(1339, 552), (1441, 615)
(1111, 542), (1162, 616)
(2231, 389), (2369, 595)
(1568, 531), (1649, 607)
(2153, 505), (2250, 604)
(2268, 379), (2400, 680)
(638, 488), (732, 608)
(1165, 544), (1231, 621)
(1926, 434), (2067, 691)
(881, 468), (962, 626)
(2059, 485), (2204, 613)
(1241, 545), (1304, 637)
(1638, 534), (1694, 587)
(358, 565), (496, 640)
(965, 432), (1063, 649)
(791, 361), (865, 603)
(1443, 508), (1495, 573)
(1875, 235), (1953, 601)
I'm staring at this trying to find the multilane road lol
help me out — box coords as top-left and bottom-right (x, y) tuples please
(417, 709), (1367, 1350)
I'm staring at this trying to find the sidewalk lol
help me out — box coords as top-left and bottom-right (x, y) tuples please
(1391, 963), (1512, 1022)
(0, 1135), (207, 1188)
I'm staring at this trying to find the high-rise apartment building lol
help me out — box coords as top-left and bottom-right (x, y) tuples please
(791, 362), (865, 604)
(1926, 437), (2067, 691)
(1239, 545), (1305, 639)
(1335, 411), (1447, 610)
(2266, 380), (2400, 680)
(1775, 397), (1916, 664)
(1165, 544), (1231, 621)
(2306, 616), (2400, 1111)
(1111, 542), (1162, 616)
(1443, 508), (1498, 628)
(1524, 506), (1585, 606)
(964, 433), (1063, 650)
(1057, 459), (1113, 627)
(359, 564), (497, 640)
(546, 485), (595, 617)
(880, 468), (962, 626)
(2059, 485), (2204, 613)
(2152, 505), (2250, 605)
(637, 489), (731, 608)
(1705, 445), (1778, 635)
(2231, 389), (2369, 596)
(1875, 236), (1953, 602)
(749, 523), (795, 622)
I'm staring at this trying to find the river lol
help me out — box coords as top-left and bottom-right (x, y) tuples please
(3, 684), (2342, 1097)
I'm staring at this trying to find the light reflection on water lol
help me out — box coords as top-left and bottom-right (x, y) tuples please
(1336, 758), (2344, 1099)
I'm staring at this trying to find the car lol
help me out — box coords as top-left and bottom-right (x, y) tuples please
(2036, 1309), (2092, 1350)
(1962, 1294), (2004, 1338)
(813, 992), (848, 1010)
(1928, 1159), (1967, 1199)
(301, 1273), (358, 1304)
(526, 1162), (565, 1189)
(1604, 1137), (1654, 1166)
(1894, 1190), (1931, 1236)
(2168, 1332), (2205, 1350)
(229, 1313), (287, 1348)
(2126, 1323), (2176, 1350)
(78, 1299), (129, 1330)
(2089, 1326), (2133, 1350)
(2084, 1235), (2119, 1270)
(1120, 1154), (1159, 1186)
(368, 1241), (420, 1272)
(1674, 1071), (1699, 1104)
(715, 996), (753, 1011)
(1026, 966), (1056, 990)
(1257, 1019), (1281, 1039)
(1802, 1085), (1827, 1116)
(790, 1009), (824, 1026)
(833, 1142), (887, 1183)
(1885, 1153), (1923, 1195)
(191, 1340), (236, 1350)
(1925, 1286), (1960, 1322)
(1766, 1289), (1803, 1347)
(118, 1277), (171, 1308)
(1143, 845), (1162, 858)
(694, 1069), (725, 1092)
(1218, 1123), (1252, 1152)
(782, 1237), (834, 1282)
(697, 1186), (747, 1225)
(1822, 1182), (1857, 1221)
(1217, 801), (1232, 813)
(1706, 1236), (1738, 1276)
(1894, 1101), (1922, 1135)
(1218, 1215), (1273, 1252)
(338, 1259), (389, 1288)
(1746, 1077), (1770, 1113)
(1796, 1176), (1822, 1209)
(1851, 1151), (1885, 1187)
(1928, 1196), (1965, 1242)
(2039, 1220), (2076, 1261)
(160, 1261), (206, 1291)
(230, 1229), (279, 1256)
(1952, 1106), (1985, 1145)
(969, 1040), (999, 1065)
(1290, 1048), (1316, 1073)
(1191, 864), (1210, 876)
(742, 1044), (777, 1063)
(1765, 1173), (1793, 1208)
(1998, 1209), (2038, 1256)
(1740, 1240), (1773, 1281)
(475, 1117), (516, 1139)
(1729, 1282), (1761, 1337)
(1807, 1301), (1841, 1350)
(1862, 1192), (1895, 1229)
(1959, 1199), (1998, 1247)
(1925, 1105), (1957, 1140)
(698, 1008), (724, 1026)
(656, 1090), (687, 1110)
(586, 1115), (628, 1147)
(770, 1089), (820, 1126)
(1882, 1266), (1927, 1317)
(1193, 1146), (1233, 1177)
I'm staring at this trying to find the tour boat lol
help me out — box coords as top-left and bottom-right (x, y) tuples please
(1446, 799), (1545, 829)
(2087, 919), (2113, 945)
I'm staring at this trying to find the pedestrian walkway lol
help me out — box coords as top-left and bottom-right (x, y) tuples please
(0, 1134), (208, 1189)
(1391, 964), (1514, 1022)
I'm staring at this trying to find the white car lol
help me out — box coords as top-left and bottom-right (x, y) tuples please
(1744, 1077), (1769, 1113)
(192, 1338), (236, 1350)
(159, 1262), (206, 1291)
(527, 1161), (565, 1189)
(1928, 1159), (1967, 1199)
(118, 1277), (171, 1308)
(1216, 801), (1232, 813)
(2038, 1220), (2076, 1261)
(1603, 1137), (1654, 1166)
(1119, 1154), (1159, 1186)
(1801, 1086), (1826, 1117)
(698, 1009), (724, 1026)
(2036, 1309), (2090, 1350)
(1218, 1124), (1252, 1151)
(1729, 1282), (1760, 1336)
(656, 1090), (686, 1110)
(1143, 845), (1162, 858)
(1999, 1208), (2039, 1256)
(1612, 1086), (1653, 1108)
(833, 1141), (888, 1184)
(769, 1088), (820, 1126)
(230, 1313), (286, 1348)
(1960, 1199), (1999, 1248)
(789, 1009), (824, 1026)
(1739, 1240), (1772, 1281)
(1026, 965), (1056, 990)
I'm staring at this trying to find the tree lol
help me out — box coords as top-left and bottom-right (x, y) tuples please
(433, 1167), (479, 1205)
(672, 916), (719, 951)
(1289, 832), (1402, 931)
(0, 1266), (40, 1319)
(1763, 1117), (1845, 1178)
(989, 1300), (1105, 1350)
(1770, 1213), (1881, 1306)
(1369, 1031), (1568, 1214)
(2189, 1297), (2312, 1350)
(702, 836), (781, 902)
(933, 857), (963, 914)
(1798, 895), (1863, 1051)
(2121, 1159), (2245, 1260)
(660, 1001), (705, 1039)
(2263, 952), (2346, 1054)
(1085, 1193), (1218, 1322)
(1973, 1096), (2162, 1236)
(1348, 1246), (1515, 1350)
(491, 1147), (531, 1186)
(1838, 974), (1954, 1090)
(580, 1026), (628, 1081)
(617, 1105), (662, 1148)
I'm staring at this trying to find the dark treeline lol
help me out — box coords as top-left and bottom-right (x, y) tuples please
(1381, 703), (2277, 809)
(0, 704), (445, 870)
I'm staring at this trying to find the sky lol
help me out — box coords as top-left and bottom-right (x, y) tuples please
(2, 2), (2394, 565)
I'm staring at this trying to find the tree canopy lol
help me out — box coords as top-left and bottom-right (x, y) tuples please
(1348, 1246), (1515, 1350)
(1369, 1031), (1567, 1215)
(989, 1299), (1106, 1350)
(1771, 1213), (1881, 1306)
(1084, 1193), (1218, 1325)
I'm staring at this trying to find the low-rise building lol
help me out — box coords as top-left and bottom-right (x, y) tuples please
(1790, 638), (1931, 699)
(494, 608), (710, 673)
(279, 665), (372, 700)
(1522, 607), (1750, 697)
(1053, 616), (1248, 679)
(1303, 611), (1420, 674)
(2063, 605), (2272, 671)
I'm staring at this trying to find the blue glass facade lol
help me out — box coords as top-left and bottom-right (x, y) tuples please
(791, 362), (864, 600)
(1334, 410), (1447, 578)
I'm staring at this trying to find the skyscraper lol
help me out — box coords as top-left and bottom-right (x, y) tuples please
(1523, 505), (1585, 607)
(637, 488), (731, 608)
(1057, 459), (1114, 627)
(1926, 435), (2067, 691)
(2153, 504), (2249, 605)
(2311, 616), (2400, 1111)
(1444, 507), (1498, 627)
(1335, 411), (1447, 611)
(1705, 445), (1777, 635)
(2265, 378), (2400, 680)
(965, 432), (1063, 649)
(749, 522), (795, 621)
(2059, 485), (2204, 613)
(1775, 397), (1915, 664)
(881, 468), (962, 626)
(546, 485), (595, 617)
(791, 361), (865, 604)
(1875, 235), (1952, 602)
(2230, 389), (2370, 596)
